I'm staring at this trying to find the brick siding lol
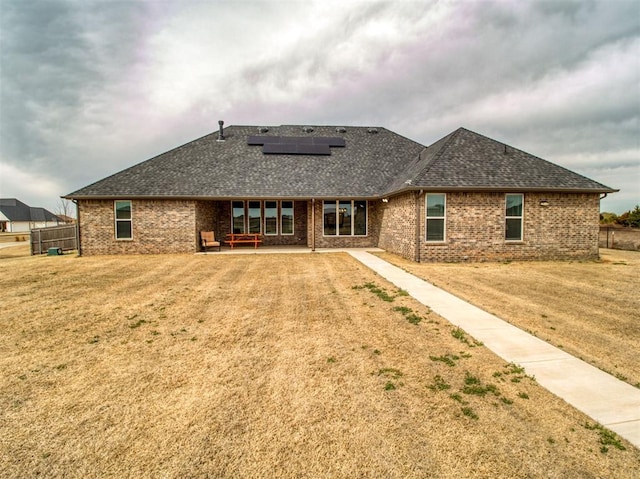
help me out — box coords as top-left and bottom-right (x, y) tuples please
(78, 200), (198, 255)
(379, 191), (600, 262)
(378, 191), (418, 260)
(79, 193), (601, 261)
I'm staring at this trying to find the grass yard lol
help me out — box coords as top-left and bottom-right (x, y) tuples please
(377, 249), (640, 389)
(1, 247), (639, 478)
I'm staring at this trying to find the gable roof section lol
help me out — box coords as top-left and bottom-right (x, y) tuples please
(66, 125), (424, 199)
(389, 128), (615, 194)
(0, 198), (60, 222)
(66, 125), (616, 200)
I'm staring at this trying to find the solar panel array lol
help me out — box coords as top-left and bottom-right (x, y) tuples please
(247, 136), (346, 155)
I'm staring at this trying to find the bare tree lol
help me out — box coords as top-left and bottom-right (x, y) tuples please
(56, 199), (75, 221)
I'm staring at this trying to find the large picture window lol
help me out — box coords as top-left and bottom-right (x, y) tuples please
(114, 200), (132, 240)
(323, 200), (367, 236)
(425, 194), (446, 242)
(505, 194), (523, 241)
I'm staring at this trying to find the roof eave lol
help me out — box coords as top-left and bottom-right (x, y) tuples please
(385, 185), (619, 197)
(64, 193), (384, 201)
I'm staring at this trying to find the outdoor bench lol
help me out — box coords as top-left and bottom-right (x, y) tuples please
(225, 233), (263, 249)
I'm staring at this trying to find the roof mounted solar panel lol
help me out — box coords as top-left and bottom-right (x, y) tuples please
(247, 135), (282, 145)
(300, 144), (331, 155)
(312, 137), (345, 147)
(248, 135), (344, 155)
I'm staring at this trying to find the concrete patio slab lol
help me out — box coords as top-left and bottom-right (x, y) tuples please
(348, 250), (640, 449)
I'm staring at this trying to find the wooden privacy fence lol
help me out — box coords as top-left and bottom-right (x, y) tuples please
(31, 224), (78, 255)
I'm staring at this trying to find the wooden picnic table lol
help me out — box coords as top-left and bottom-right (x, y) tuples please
(225, 233), (263, 249)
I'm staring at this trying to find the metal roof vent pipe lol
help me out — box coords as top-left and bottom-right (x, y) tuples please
(217, 120), (225, 141)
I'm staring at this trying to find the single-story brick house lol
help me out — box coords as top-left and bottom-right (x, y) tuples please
(0, 198), (62, 232)
(65, 123), (616, 261)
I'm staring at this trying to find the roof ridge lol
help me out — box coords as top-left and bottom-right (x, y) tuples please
(417, 127), (463, 179)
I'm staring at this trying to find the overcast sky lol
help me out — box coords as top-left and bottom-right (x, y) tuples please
(1, 0), (638, 215)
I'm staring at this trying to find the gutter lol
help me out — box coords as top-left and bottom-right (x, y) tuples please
(72, 199), (81, 256)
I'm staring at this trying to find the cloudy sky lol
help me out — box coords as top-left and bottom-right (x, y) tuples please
(1, 0), (638, 215)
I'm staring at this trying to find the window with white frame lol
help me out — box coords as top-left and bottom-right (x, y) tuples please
(281, 201), (294, 235)
(505, 194), (524, 241)
(425, 193), (446, 242)
(114, 200), (132, 240)
(323, 200), (367, 236)
(264, 201), (278, 235)
(248, 201), (261, 234)
(232, 201), (245, 233)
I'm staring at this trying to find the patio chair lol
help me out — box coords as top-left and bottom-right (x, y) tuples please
(200, 231), (221, 252)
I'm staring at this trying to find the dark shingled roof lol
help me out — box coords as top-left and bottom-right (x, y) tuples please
(66, 125), (616, 200)
(387, 128), (616, 194)
(0, 198), (60, 222)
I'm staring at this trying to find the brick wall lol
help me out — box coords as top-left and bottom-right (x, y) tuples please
(379, 192), (601, 262)
(307, 200), (380, 249)
(79, 193), (601, 260)
(78, 199), (198, 255)
(378, 191), (418, 260)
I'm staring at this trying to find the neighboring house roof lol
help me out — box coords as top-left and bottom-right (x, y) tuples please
(65, 125), (616, 200)
(0, 198), (60, 222)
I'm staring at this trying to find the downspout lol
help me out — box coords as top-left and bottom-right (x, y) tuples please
(311, 198), (316, 251)
(73, 199), (81, 256)
(415, 190), (423, 262)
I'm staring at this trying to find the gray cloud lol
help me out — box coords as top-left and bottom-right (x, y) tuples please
(1, 0), (638, 215)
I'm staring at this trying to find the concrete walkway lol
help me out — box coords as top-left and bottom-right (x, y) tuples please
(348, 250), (640, 449)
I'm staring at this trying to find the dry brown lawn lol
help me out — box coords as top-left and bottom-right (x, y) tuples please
(377, 249), (640, 389)
(1, 247), (639, 478)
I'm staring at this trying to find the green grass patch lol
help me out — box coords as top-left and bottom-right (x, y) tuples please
(451, 327), (483, 347)
(584, 422), (626, 453)
(429, 354), (460, 367)
(427, 375), (451, 391)
(393, 306), (413, 315)
(462, 372), (500, 397)
(461, 407), (478, 420)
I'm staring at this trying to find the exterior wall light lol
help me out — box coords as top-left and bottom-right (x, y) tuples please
(382, 198), (389, 203)
(540, 199), (550, 207)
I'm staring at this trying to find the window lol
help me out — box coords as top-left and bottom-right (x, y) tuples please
(114, 200), (132, 240)
(323, 200), (367, 236)
(339, 200), (352, 235)
(323, 201), (337, 235)
(425, 194), (446, 242)
(232, 201), (245, 233)
(505, 194), (523, 241)
(353, 200), (366, 236)
(248, 201), (261, 234)
(281, 201), (294, 235)
(264, 201), (278, 235)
